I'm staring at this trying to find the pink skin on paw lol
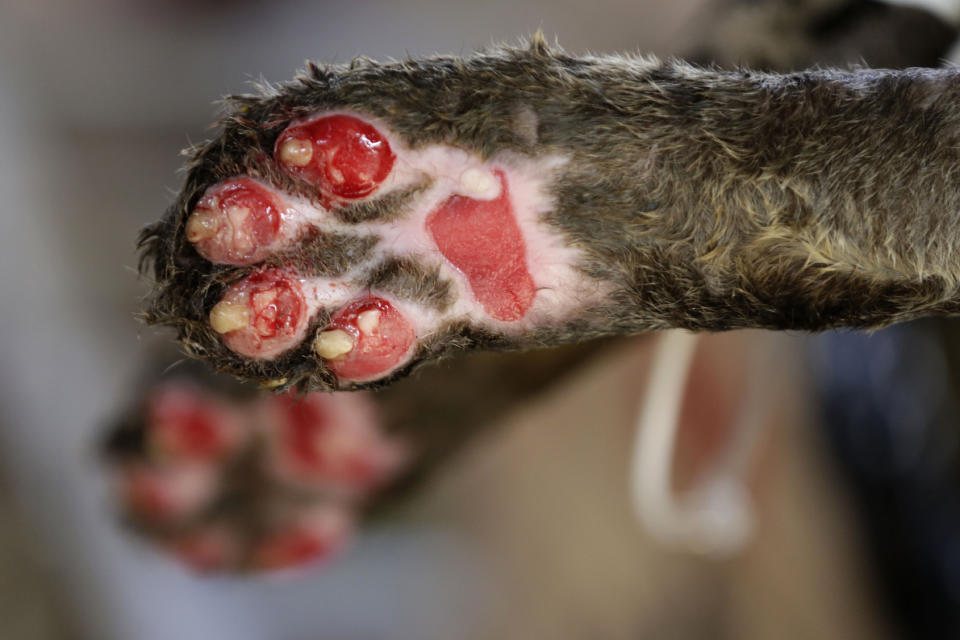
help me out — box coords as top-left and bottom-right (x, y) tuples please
(216, 269), (308, 359)
(251, 507), (353, 571)
(187, 178), (284, 265)
(145, 384), (243, 462)
(266, 390), (406, 491)
(275, 114), (395, 200)
(120, 463), (217, 522)
(426, 170), (536, 321)
(323, 297), (416, 382)
(188, 112), (602, 380)
(169, 526), (238, 573)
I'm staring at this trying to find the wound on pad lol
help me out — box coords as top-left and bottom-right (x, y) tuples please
(218, 270), (307, 359)
(323, 297), (414, 382)
(275, 114), (395, 199)
(426, 170), (535, 321)
(188, 178), (283, 265)
(269, 391), (387, 488)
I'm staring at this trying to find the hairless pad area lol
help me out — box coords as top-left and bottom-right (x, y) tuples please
(105, 375), (407, 574)
(268, 391), (393, 489)
(317, 297), (415, 382)
(251, 509), (351, 571)
(146, 385), (238, 462)
(121, 463), (217, 522)
(211, 269), (307, 359)
(426, 170), (535, 322)
(186, 178), (284, 265)
(275, 114), (395, 199)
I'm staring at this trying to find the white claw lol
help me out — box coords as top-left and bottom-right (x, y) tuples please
(356, 309), (381, 335)
(279, 138), (313, 167)
(459, 168), (500, 200)
(315, 329), (355, 360)
(185, 208), (218, 242)
(209, 300), (250, 334)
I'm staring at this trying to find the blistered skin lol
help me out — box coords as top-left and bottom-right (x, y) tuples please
(143, 80), (592, 390)
(145, 384), (243, 461)
(266, 389), (407, 490)
(322, 297), (416, 382)
(275, 114), (395, 200)
(219, 115), (575, 384)
(250, 507), (353, 572)
(142, 39), (960, 391)
(214, 269), (308, 359)
(427, 170), (535, 321)
(106, 380), (406, 574)
(187, 178), (285, 265)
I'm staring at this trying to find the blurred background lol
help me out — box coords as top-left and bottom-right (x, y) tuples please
(2, 0), (960, 638)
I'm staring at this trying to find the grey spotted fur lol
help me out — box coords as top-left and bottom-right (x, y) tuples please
(140, 34), (960, 390)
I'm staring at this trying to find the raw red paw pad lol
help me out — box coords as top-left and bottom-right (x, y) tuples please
(168, 526), (239, 573)
(314, 297), (415, 382)
(105, 374), (410, 574)
(211, 269), (307, 359)
(145, 384), (242, 461)
(266, 391), (405, 490)
(250, 508), (353, 572)
(142, 93), (589, 392)
(427, 170), (535, 322)
(275, 114), (395, 199)
(187, 178), (284, 265)
(120, 463), (217, 522)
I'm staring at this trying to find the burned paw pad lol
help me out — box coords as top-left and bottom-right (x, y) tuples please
(105, 380), (407, 575)
(147, 104), (586, 390)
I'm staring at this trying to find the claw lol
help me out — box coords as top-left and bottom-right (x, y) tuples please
(314, 329), (355, 360)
